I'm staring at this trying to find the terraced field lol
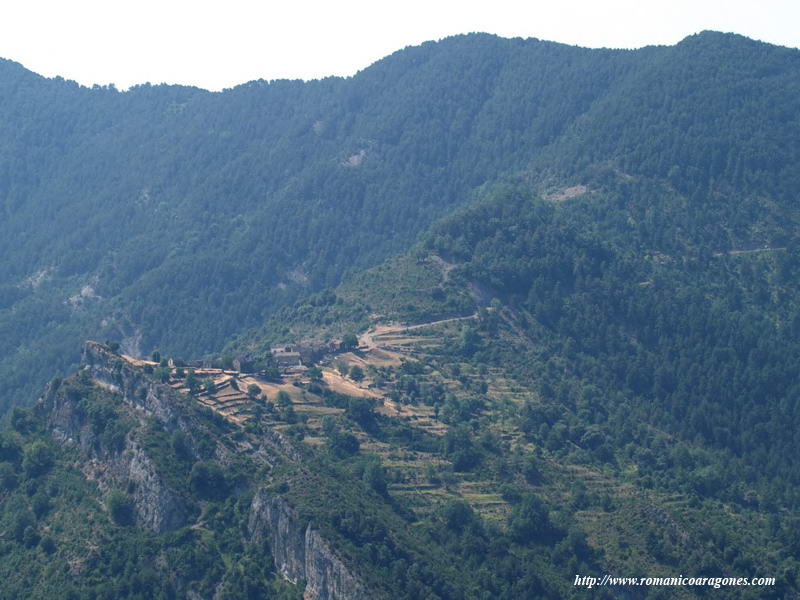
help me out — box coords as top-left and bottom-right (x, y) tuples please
(120, 314), (744, 580)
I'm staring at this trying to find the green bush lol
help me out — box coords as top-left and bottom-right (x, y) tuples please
(349, 365), (364, 382)
(22, 441), (54, 478)
(0, 462), (17, 491)
(107, 489), (135, 526)
(190, 461), (228, 499)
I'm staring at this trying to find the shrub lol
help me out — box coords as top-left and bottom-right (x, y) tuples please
(107, 489), (135, 526)
(363, 462), (387, 496)
(190, 461), (228, 499)
(40, 536), (56, 554)
(349, 365), (365, 382)
(328, 430), (360, 458)
(0, 462), (17, 491)
(22, 441), (54, 477)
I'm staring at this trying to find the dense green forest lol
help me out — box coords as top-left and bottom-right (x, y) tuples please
(424, 179), (800, 505)
(2, 31), (798, 415)
(1, 29), (799, 599)
(225, 178), (800, 598)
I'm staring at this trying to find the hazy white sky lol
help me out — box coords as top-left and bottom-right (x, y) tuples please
(0, 0), (797, 91)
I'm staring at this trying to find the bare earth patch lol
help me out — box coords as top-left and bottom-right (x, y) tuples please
(545, 185), (588, 202)
(321, 370), (380, 398)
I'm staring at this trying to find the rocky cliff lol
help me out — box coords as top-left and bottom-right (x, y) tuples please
(80, 341), (182, 428)
(40, 343), (188, 533)
(38, 341), (376, 599)
(248, 489), (376, 600)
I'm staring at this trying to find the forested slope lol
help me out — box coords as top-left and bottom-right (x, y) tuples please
(2, 30), (800, 597)
(225, 177), (800, 597)
(1, 32), (798, 421)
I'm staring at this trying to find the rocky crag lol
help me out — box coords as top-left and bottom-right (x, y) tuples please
(37, 341), (375, 600)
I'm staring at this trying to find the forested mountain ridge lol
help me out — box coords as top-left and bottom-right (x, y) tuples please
(223, 176), (800, 597)
(4, 255), (796, 598)
(538, 31), (800, 200)
(2, 30), (800, 599)
(2, 31), (798, 414)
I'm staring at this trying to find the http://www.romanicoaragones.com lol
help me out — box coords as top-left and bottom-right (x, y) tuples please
(574, 574), (776, 590)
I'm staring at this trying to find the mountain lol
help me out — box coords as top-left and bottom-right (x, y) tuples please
(3, 31), (798, 415)
(3, 239), (798, 597)
(1, 30), (800, 598)
(1, 33), (626, 410)
(0, 341), (591, 599)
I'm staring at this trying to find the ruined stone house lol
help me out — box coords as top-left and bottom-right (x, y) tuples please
(271, 346), (302, 368)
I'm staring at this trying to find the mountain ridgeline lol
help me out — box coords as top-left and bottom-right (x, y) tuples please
(1, 31), (799, 412)
(1, 30), (800, 599)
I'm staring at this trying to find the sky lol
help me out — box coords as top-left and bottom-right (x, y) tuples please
(0, 0), (797, 91)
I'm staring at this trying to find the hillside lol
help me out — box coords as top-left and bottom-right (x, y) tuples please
(0, 341), (606, 599)
(2, 31), (799, 415)
(227, 178), (800, 597)
(2, 29), (800, 598)
(5, 251), (795, 598)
